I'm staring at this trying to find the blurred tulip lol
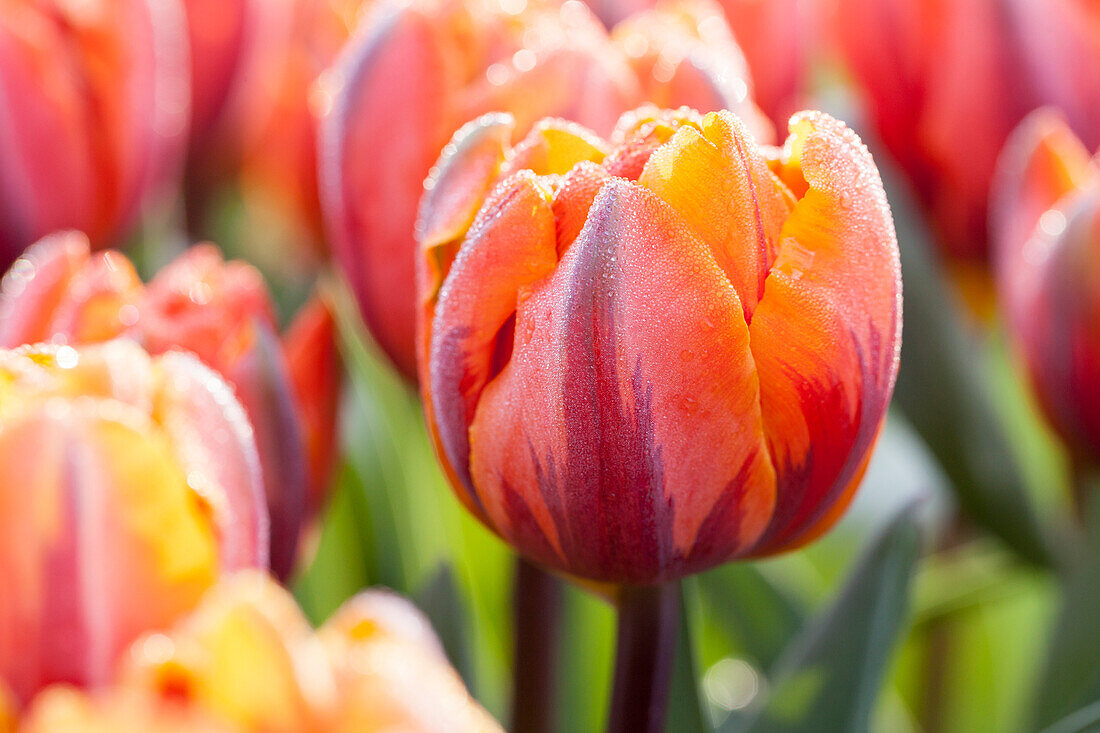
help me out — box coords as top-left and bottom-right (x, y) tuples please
(417, 106), (901, 584)
(319, 0), (768, 379)
(0, 237), (336, 580)
(181, 0), (248, 147)
(0, 341), (268, 705)
(0, 0), (190, 269)
(588, 0), (814, 126)
(20, 572), (502, 732)
(283, 295), (342, 517)
(833, 0), (1100, 262)
(992, 110), (1100, 460)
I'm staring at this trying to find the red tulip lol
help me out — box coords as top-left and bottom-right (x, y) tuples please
(0, 238), (333, 580)
(283, 294), (342, 517)
(319, 0), (770, 379)
(833, 0), (1100, 261)
(417, 106), (901, 584)
(992, 110), (1100, 458)
(0, 340), (268, 704)
(180, 0), (248, 146)
(0, 0), (190, 269)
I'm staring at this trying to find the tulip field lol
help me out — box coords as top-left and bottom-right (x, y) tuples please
(1, 0), (1099, 731)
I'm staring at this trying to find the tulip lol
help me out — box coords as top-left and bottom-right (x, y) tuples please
(19, 572), (502, 732)
(0, 340), (268, 705)
(180, 0), (248, 147)
(283, 294), (342, 517)
(0, 0), (190, 269)
(319, 0), (769, 379)
(833, 0), (1100, 262)
(992, 111), (1100, 464)
(418, 106), (901, 583)
(0, 237), (334, 580)
(588, 0), (814, 126)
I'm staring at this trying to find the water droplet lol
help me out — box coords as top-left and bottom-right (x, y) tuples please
(55, 345), (79, 369)
(680, 349), (694, 362)
(1039, 209), (1067, 237)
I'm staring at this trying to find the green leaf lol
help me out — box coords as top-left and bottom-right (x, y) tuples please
(416, 563), (477, 691)
(884, 167), (1056, 568)
(293, 463), (373, 625)
(690, 563), (805, 674)
(729, 503), (922, 733)
(1033, 490), (1100, 730)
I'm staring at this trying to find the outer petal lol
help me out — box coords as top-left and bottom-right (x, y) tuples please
(0, 233), (93, 348)
(0, 232), (142, 349)
(747, 112), (901, 555)
(467, 179), (776, 583)
(638, 110), (791, 319)
(220, 321), (308, 581)
(154, 351), (270, 571)
(319, 0), (458, 379)
(427, 172), (560, 520)
(283, 294), (341, 518)
(992, 110), (1098, 338)
(1011, 186), (1100, 457)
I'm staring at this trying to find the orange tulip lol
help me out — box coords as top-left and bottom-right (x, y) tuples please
(0, 341), (268, 705)
(833, 0), (1100, 262)
(0, 0), (190, 269)
(18, 572), (502, 732)
(417, 106), (901, 584)
(992, 111), (1100, 459)
(319, 0), (768, 379)
(0, 235), (338, 579)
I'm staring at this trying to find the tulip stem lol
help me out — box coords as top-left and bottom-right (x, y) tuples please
(607, 581), (681, 733)
(511, 558), (564, 733)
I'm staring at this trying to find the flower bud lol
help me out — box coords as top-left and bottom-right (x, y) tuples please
(0, 341), (268, 704)
(992, 111), (1100, 458)
(418, 107), (901, 583)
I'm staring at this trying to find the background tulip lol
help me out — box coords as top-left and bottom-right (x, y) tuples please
(832, 0), (1100, 263)
(0, 0), (190, 270)
(18, 572), (502, 732)
(587, 0), (814, 126)
(0, 341), (268, 705)
(992, 110), (1100, 462)
(418, 106), (901, 584)
(319, 0), (769, 379)
(0, 235), (335, 580)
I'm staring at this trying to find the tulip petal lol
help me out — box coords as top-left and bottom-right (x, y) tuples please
(283, 295), (341, 518)
(500, 118), (607, 178)
(639, 110), (792, 319)
(427, 172), (559, 519)
(992, 110), (1099, 340)
(320, 2), (456, 379)
(466, 178), (776, 583)
(0, 233), (92, 348)
(747, 112), (901, 555)
(220, 321), (308, 581)
(154, 352), (270, 571)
